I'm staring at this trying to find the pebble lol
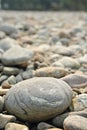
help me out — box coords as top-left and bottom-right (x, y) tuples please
(1, 46), (34, 66)
(61, 74), (87, 88)
(0, 88), (9, 96)
(35, 67), (67, 78)
(5, 123), (29, 130)
(52, 112), (69, 128)
(58, 57), (80, 69)
(0, 114), (16, 129)
(63, 115), (87, 130)
(5, 77), (72, 122)
(3, 67), (20, 76)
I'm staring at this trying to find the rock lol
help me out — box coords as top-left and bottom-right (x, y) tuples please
(21, 70), (34, 80)
(3, 67), (20, 76)
(69, 109), (87, 118)
(47, 128), (63, 130)
(37, 122), (54, 130)
(61, 74), (87, 88)
(0, 24), (18, 35)
(1, 46), (34, 66)
(63, 115), (87, 130)
(59, 57), (80, 69)
(16, 74), (23, 83)
(5, 77), (73, 122)
(0, 96), (4, 112)
(52, 112), (69, 128)
(52, 62), (64, 68)
(5, 123), (29, 130)
(0, 88), (9, 96)
(0, 37), (19, 51)
(0, 75), (8, 84)
(0, 114), (16, 129)
(2, 80), (11, 89)
(72, 94), (87, 111)
(35, 67), (67, 78)
(7, 75), (16, 85)
(83, 87), (87, 93)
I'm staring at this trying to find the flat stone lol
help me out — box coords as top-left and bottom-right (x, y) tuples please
(5, 123), (29, 130)
(59, 57), (80, 69)
(1, 46), (34, 66)
(3, 67), (20, 76)
(0, 96), (4, 112)
(0, 75), (8, 84)
(72, 94), (87, 111)
(61, 74), (87, 88)
(0, 114), (16, 129)
(5, 77), (72, 122)
(21, 70), (34, 80)
(35, 67), (67, 78)
(63, 115), (87, 130)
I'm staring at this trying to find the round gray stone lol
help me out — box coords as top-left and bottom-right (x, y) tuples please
(5, 77), (73, 122)
(1, 46), (34, 66)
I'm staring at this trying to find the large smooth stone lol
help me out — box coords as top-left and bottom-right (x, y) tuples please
(61, 74), (87, 88)
(63, 115), (87, 130)
(1, 46), (34, 66)
(5, 77), (73, 122)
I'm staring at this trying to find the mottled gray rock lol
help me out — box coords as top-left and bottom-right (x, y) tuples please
(1, 46), (34, 66)
(0, 96), (4, 112)
(0, 24), (18, 35)
(5, 77), (72, 122)
(0, 114), (16, 129)
(63, 115), (87, 130)
(5, 123), (29, 130)
(61, 74), (87, 88)
(21, 70), (34, 80)
(37, 122), (54, 130)
(7, 75), (16, 85)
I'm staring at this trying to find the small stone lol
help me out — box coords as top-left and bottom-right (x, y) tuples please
(3, 67), (20, 76)
(21, 70), (34, 80)
(69, 109), (87, 118)
(1, 46), (34, 66)
(63, 115), (87, 130)
(52, 112), (69, 128)
(0, 88), (9, 96)
(0, 96), (4, 112)
(47, 128), (63, 130)
(5, 123), (29, 130)
(0, 114), (16, 129)
(0, 31), (5, 39)
(59, 57), (80, 69)
(72, 94), (87, 111)
(7, 75), (16, 85)
(37, 122), (54, 130)
(0, 75), (8, 84)
(61, 74), (87, 88)
(35, 67), (67, 78)
(16, 74), (23, 83)
(2, 80), (11, 89)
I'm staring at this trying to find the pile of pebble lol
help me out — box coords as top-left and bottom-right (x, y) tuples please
(0, 11), (87, 130)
